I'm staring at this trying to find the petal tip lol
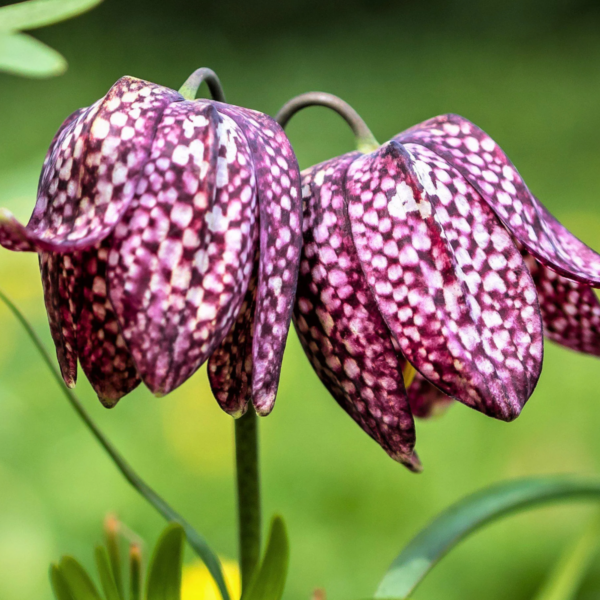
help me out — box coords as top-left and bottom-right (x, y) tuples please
(98, 395), (120, 409)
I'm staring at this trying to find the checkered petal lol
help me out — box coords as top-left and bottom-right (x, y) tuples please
(406, 372), (453, 418)
(107, 101), (258, 396)
(208, 262), (258, 417)
(78, 244), (141, 406)
(39, 251), (80, 387)
(396, 114), (600, 286)
(293, 153), (419, 469)
(212, 104), (303, 415)
(522, 248), (600, 356)
(346, 141), (543, 420)
(0, 77), (181, 253)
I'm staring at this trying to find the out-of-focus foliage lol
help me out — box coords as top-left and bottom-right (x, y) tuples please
(2, 1), (600, 599)
(0, 0), (103, 77)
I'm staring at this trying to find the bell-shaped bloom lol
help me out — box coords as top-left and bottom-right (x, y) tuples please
(295, 113), (600, 470)
(0, 76), (302, 416)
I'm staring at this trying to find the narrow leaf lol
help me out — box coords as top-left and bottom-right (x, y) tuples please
(0, 288), (230, 600)
(104, 515), (124, 598)
(242, 516), (289, 600)
(58, 556), (102, 600)
(129, 545), (142, 600)
(146, 523), (185, 600)
(374, 477), (600, 599)
(95, 545), (122, 600)
(533, 511), (600, 600)
(0, 32), (66, 77)
(49, 564), (75, 600)
(0, 0), (103, 32)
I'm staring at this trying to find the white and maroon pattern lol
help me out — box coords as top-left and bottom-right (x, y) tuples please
(208, 261), (258, 417)
(406, 373), (453, 419)
(39, 251), (80, 387)
(522, 248), (600, 356)
(1, 78), (181, 253)
(396, 114), (600, 285)
(0, 77), (302, 411)
(293, 153), (419, 469)
(295, 111), (600, 467)
(346, 141), (542, 419)
(212, 104), (303, 415)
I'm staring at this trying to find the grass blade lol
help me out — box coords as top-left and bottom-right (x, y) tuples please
(96, 545), (122, 600)
(374, 477), (600, 599)
(146, 524), (185, 600)
(533, 511), (600, 600)
(241, 516), (289, 600)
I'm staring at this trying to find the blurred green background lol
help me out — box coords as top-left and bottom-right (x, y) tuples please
(2, 0), (600, 598)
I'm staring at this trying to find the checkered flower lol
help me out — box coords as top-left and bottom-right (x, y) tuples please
(0, 76), (302, 416)
(295, 113), (600, 470)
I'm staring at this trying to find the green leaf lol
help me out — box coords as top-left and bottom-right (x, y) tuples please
(58, 556), (102, 600)
(0, 32), (66, 77)
(242, 516), (289, 600)
(0, 0), (103, 32)
(104, 516), (124, 599)
(533, 511), (600, 600)
(49, 564), (75, 600)
(146, 523), (185, 600)
(374, 477), (600, 600)
(95, 545), (122, 600)
(129, 545), (142, 600)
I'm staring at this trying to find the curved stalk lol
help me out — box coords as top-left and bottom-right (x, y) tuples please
(178, 67), (226, 102)
(0, 288), (230, 600)
(235, 408), (262, 589)
(275, 91), (379, 153)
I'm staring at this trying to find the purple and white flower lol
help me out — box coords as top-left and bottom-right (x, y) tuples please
(295, 113), (600, 470)
(0, 76), (303, 416)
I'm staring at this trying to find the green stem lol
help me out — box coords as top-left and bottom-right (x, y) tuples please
(275, 91), (380, 153)
(0, 288), (230, 600)
(235, 407), (262, 589)
(178, 67), (226, 102)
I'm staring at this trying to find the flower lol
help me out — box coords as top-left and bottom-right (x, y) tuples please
(0, 76), (302, 416)
(294, 113), (600, 470)
(181, 558), (240, 600)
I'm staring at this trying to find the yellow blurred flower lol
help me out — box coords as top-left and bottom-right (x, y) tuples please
(181, 558), (240, 600)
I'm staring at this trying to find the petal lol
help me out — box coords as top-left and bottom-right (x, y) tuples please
(0, 77), (182, 253)
(214, 104), (303, 415)
(522, 248), (600, 356)
(346, 141), (543, 420)
(407, 373), (453, 418)
(77, 244), (141, 406)
(293, 153), (419, 469)
(39, 251), (80, 387)
(396, 114), (600, 286)
(208, 263), (258, 417)
(107, 101), (257, 395)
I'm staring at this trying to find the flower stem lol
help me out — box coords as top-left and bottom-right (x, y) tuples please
(275, 91), (380, 153)
(235, 407), (262, 589)
(0, 288), (230, 600)
(178, 67), (226, 102)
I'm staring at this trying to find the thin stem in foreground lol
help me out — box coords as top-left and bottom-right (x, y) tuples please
(235, 407), (262, 589)
(275, 91), (380, 153)
(178, 67), (226, 102)
(0, 288), (230, 600)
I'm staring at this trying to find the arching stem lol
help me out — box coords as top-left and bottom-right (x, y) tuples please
(178, 67), (226, 102)
(275, 91), (380, 153)
(0, 288), (230, 600)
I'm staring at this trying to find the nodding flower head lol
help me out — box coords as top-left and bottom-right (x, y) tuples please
(278, 95), (600, 471)
(0, 71), (303, 417)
